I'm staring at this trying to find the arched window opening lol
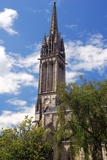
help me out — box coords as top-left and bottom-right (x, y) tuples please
(47, 61), (53, 91)
(42, 62), (47, 92)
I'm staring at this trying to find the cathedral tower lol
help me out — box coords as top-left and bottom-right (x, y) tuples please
(35, 2), (66, 124)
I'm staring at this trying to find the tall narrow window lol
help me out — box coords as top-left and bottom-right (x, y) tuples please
(42, 62), (47, 92)
(48, 61), (53, 91)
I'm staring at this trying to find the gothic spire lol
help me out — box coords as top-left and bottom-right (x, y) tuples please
(50, 2), (58, 35)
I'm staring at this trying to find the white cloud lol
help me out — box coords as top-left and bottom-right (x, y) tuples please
(15, 43), (41, 73)
(0, 8), (18, 35)
(6, 98), (27, 106)
(15, 52), (39, 72)
(86, 33), (104, 47)
(66, 71), (84, 83)
(65, 33), (107, 82)
(0, 104), (35, 129)
(0, 45), (14, 75)
(0, 72), (38, 94)
(0, 43), (39, 94)
(65, 24), (77, 30)
(0, 99), (35, 129)
(12, 43), (40, 73)
(66, 71), (78, 83)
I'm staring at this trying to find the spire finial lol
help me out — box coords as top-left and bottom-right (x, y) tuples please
(50, 2), (58, 35)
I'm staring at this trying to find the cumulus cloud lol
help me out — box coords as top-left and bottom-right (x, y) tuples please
(0, 8), (18, 35)
(0, 43), (39, 94)
(0, 42), (40, 128)
(0, 72), (38, 94)
(14, 52), (39, 73)
(0, 103), (35, 129)
(0, 98), (37, 129)
(0, 46), (14, 75)
(66, 71), (77, 83)
(13, 43), (40, 73)
(66, 71), (83, 83)
(65, 33), (107, 82)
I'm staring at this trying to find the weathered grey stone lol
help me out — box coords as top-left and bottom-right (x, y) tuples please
(35, 2), (65, 125)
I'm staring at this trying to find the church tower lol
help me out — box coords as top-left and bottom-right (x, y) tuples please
(35, 2), (66, 124)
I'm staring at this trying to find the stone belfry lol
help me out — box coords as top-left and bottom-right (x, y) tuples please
(35, 2), (66, 124)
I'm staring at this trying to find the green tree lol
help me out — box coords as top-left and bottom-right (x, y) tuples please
(0, 116), (53, 160)
(57, 79), (107, 160)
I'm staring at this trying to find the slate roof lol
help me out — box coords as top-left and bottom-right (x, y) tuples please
(44, 106), (57, 114)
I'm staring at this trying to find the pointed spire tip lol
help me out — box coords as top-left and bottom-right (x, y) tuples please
(50, 1), (58, 35)
(54, 2), (56, 5)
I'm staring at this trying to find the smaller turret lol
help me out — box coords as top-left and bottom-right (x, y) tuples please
(40, 34), (48, 58)
(60, 38), (65, 58)
(42, 33), (47, 47)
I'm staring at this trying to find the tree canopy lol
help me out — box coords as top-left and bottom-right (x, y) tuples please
(57, 78), (107, 160)
(0, 116), (53, 160)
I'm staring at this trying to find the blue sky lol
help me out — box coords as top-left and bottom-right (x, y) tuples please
(0, 0), (107, 128)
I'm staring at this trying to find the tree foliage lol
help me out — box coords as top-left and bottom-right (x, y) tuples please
(57, 79), (107, 160)
(0, 116), (53, 160)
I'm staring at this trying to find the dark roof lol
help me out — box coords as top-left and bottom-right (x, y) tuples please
(44, 106), (57, 114)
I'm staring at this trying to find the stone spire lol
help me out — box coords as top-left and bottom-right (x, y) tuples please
(50, 2), (58, 35)
(40, 2), (65, 59)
